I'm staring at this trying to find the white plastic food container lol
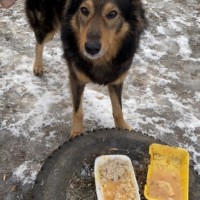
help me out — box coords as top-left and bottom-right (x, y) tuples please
(94, 155), (140, 200)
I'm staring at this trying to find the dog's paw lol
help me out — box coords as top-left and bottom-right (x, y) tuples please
(33, 66), (43, 76)
(125, 124), (133, 131)
(70, 130), (83, 139)
(116, 121), (133, 131)
(70, 126), (84, 138)
(122, 125), (133, 132)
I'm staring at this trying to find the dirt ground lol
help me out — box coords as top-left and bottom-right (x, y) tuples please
(0, 0), (200, 199)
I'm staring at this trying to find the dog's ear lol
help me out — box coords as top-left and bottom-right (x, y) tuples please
(130, 0), (148, 34)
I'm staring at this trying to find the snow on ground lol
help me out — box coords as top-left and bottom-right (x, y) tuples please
(0, 0), (200, 199)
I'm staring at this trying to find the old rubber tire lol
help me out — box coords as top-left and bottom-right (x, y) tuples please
(31, 129), (200, 200)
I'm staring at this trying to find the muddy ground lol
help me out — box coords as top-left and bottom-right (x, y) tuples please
(0, 0), (200, 199)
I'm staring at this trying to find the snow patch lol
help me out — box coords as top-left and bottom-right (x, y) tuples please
(176, 35), (192, 59)
(13, 161), (40, 186)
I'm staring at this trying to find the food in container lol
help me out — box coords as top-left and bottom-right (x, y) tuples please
(144, 143), (189, 200)
(95, 155), (140, 200)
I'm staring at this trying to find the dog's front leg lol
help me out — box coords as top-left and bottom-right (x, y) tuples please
(69, 73), (86, 138)
(108, 83), (133, 131)
(33, 43), (44, 76)
(33, 31), (56, 76)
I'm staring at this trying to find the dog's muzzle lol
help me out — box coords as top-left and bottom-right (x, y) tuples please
(84, 41), (101, 56)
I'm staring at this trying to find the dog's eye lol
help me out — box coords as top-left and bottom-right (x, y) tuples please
(80, 7), (89, 16)
(106, 10), (118, 19)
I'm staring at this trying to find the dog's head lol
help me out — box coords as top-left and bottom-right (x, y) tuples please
(66, 0), (134, 62)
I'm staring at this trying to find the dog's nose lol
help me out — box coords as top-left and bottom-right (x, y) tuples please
(85, 41), (101, 56)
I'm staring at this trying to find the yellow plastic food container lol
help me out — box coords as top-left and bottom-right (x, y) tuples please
(144, 143), (189, 200)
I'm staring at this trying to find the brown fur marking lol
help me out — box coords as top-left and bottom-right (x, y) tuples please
(33, 31), (56, 76)
(34, 43), (44, 76)
(71, 103), (84, 138)
(108, 84), (132, 130)
(75, 70), (91, 83)
(111, 72), (128, 85)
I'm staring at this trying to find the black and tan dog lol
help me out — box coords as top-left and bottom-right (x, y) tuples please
(25, 0), (147, 138)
